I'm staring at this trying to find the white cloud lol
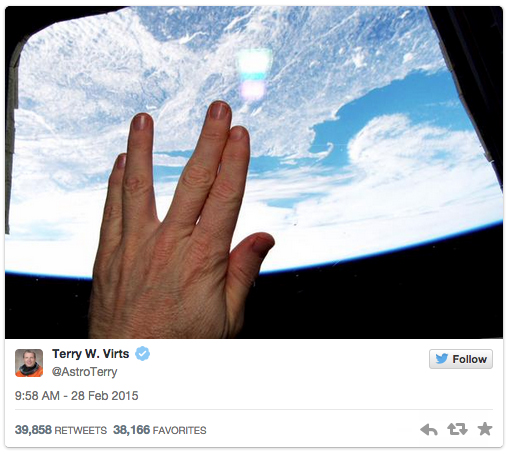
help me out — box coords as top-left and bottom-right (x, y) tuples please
(6, 114), (503, 276)
(351, 47), (367, 69)
(153, 154), (189, 167)
(233, 114), (503, 272)
(403, 52), (414, 63)
(18, 6), (446, 161)
(347, 114), (483, 178)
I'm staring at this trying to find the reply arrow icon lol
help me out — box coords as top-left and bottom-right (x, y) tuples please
(420, 424), (438, 436)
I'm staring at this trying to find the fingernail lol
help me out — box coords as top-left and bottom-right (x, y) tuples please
(116, 153), (126, 169)
(133, 113), (149, 130)
(252, 236), (275, 258)
(210, 101), (228, 120)
(230, 126), (245, 140)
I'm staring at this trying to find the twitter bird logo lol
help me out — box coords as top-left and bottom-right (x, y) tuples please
(436, 353), (448, 364)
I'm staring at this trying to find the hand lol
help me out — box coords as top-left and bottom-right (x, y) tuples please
(89, 101), (275, 338)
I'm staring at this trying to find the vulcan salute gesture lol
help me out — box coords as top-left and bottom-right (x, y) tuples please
(89, 101), (275, 338)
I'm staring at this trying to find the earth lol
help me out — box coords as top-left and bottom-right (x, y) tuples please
(6, 6), (503, 277)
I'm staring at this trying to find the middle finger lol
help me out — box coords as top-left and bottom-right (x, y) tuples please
(163, 101), (232, 236)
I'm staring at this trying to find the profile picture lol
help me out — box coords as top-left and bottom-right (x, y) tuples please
(15, 349), (44, 377)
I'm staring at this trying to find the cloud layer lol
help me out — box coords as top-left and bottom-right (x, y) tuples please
(6, 7), (502, 277)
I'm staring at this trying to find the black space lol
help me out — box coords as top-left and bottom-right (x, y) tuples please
(6, 224), (502, 339)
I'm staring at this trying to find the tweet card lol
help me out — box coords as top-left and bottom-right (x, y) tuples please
(4, 4), (504, 451)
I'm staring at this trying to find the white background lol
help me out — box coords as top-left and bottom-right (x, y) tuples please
(4, 339), (504, 448)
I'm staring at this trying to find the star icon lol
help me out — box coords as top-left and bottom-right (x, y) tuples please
(477, 422), (492, 436)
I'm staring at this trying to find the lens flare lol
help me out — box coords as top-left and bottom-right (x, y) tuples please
(240, 80), (266, 101)
(237, 48), (273, 101)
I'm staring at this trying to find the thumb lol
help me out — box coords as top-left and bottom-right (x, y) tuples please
(225, 232), (275, 334)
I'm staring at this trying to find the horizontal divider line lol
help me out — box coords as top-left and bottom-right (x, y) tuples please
(15, 408), (494, 411)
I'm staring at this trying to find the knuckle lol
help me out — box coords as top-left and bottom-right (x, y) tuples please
(123, 175), (152, 196)
(185, 236), (225, 276)
(92, 254), (113, 282)
(92, 264), (109, 285)
(209, 180), (240, 205)
(200, 127), (225, 143)
(182, 164), (215, 190)
(188, 236), (213, 264)
(152, 238), (174, 267)
(230, 263), (255, 290)
(103, 203), (122, 222)
(108, 172), (123, 186)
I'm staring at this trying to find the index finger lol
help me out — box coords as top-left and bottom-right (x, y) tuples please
(122, 113), (158, 236)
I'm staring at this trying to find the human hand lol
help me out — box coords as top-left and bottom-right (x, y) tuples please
(89, 101), (275, 338)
